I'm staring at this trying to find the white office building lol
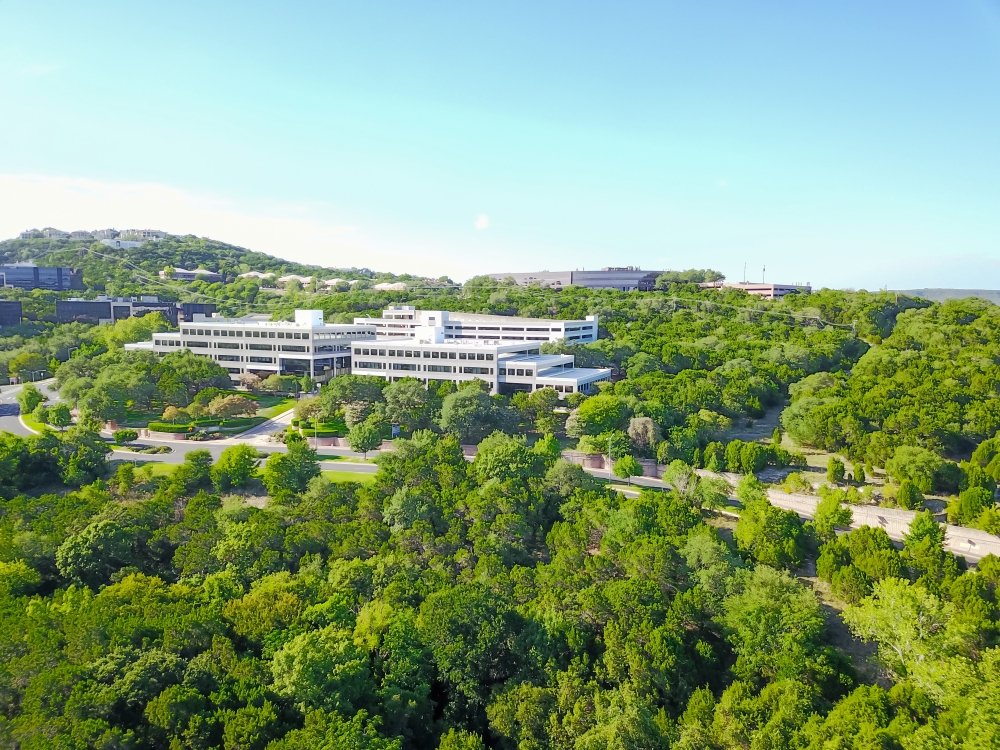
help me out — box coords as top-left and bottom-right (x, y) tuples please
(351, 325), (611, 396)
(125, 309), (375, 381)
(354, 305), (599, 344)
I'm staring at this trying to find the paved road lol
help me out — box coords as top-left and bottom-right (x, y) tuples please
(591, 467), (1000, 564)
(0, 379), (60, 436)
(767, 489), (999, 563)
(3, 395), (996, 562)
(111, 444), (376, 475)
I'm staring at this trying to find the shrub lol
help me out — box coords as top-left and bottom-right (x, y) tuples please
(147, 421), (193, 433)
(113, 429), (139, 446)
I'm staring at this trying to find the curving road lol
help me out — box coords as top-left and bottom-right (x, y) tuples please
(1, 388), (995, 562)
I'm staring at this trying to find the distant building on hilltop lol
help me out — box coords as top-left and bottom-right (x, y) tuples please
(488, 266), (662, 292)
(0, 301), (23, 327)
(0, 263), (83, 291)
(238, 271), (277, 282)
(699, 281), (812, 299)
(120, 229), (167, 241)
(163, 267), (224, 283)
(56, 296), (217, 326)
(100, 238), (145, 250)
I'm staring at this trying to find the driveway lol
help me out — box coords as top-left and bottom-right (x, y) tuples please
(0, 378), (59, 436)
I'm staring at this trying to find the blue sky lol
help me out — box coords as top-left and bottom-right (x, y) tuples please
(1, 2), (998, 288)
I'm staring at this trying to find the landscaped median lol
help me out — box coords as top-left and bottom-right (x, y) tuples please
(144, 417), (266, 440)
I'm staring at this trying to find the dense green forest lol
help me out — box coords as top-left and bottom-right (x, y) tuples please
(1, 428), (998, 748)
(2, 269), (1000, 748)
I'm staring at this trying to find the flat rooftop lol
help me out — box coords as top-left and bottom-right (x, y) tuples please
(442, 312), (594, 325)
(185, 317), (373, 330)
(362, 307), (594, 326)
(537, 367), (612, 382)
(364, 336), (537, 350)
(500, 354), (572, 366)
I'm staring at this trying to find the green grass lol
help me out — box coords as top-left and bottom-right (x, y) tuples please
(321, 469), (374, 484)
(258, 397), (296, 418)
(293, 416), (347, 437)
(320, 454), (376, 464)
(119, 394), (296, 428)
(21, 412), (53, 433)
(114, 460), (178, 478)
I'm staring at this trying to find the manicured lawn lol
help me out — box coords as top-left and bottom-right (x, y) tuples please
(294, 416), (347, 437)
(21, 412), (53, 433)
(113, 460), (178, 478)
(321, 469), (374, 484)
(319, 454), (376, 464)
(258, 397), (296, 418)
(118, 393), (296, 428)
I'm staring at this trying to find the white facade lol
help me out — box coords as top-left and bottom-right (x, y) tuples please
(350, 326), (610, 396)
(354, 305), (599, 344)
(699, 281), (812, 299)
(101, 238), (145, 250)
(125, 309), (376, 381)
(487, 267), (662, 291)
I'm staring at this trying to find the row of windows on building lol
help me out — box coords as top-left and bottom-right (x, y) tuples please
(183, 328), (312, 339)
(450, 334), (552, 341)
(354, 347), (497, 361)
(353, 361), (494, 375)
(216, 355), (277, 364)
(171, 340), (310, 353)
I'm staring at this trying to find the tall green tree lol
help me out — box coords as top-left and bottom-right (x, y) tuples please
(212, 444), (260, 491)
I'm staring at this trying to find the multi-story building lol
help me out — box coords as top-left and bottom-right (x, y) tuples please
(698, 281), (812, 299)
(488, 266), (662, 291)
(350, 325), (611, 396)
(125, 310), (376, 381)
(163, 267), (224, 283)
(100, 238), (145, 250)
(0, 301), (23, 327)
(120, 229), (167, 241)
(354, 305), (599, 344)
(56, 296), (218, 326)
(0, 263), (83, 291)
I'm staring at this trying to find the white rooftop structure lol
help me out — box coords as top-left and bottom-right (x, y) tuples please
(354, 305), (599, 344)
(277, 274), (314, 285)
